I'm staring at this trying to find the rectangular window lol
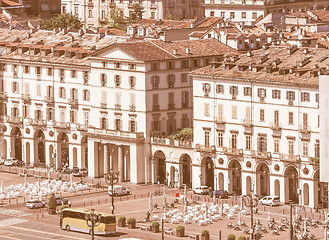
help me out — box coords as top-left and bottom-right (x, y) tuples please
(230, 86), (238, 96)
(37, 84), (41, 96)
(115, 75), (121, 88)
(232, 105), (237, 119)
(167, 61), (174, 69)
(129, 76), (136, 89)
(88, 9), (93, 18)
(71, 88), (78, 100)
(274, 110), (279, 126)
(230, 12), (235, 19)
(36, 66), (41, 75)
(70, 110), (77, 123)
(260, 109), (265, 121)
(301, 92), (310, 102)
(246, 135), (251, 150)
(252, 12), (257, 19)
(84, 111), (89, 126)
(181, 60), (189, 68)
(231, 133), (237, 149)
(272, 89), (281, 99)
(218, 104), (223, 122)
(47, 86), (54, 97)
(181, 73), (187, 82)
(274, 139), (280, 153)
(303, 113), (308, 129)
(47, 68), (53, 76)
(286, 91), (295, 101)
(59, 87), (66, 98)
(204, 130), (210, 147)
(12, 82), (19, 93)
(101, 117), (107, 129)
(115, 119), (121, 131)
(289, 112), (294, 124)
(315, 141), (320, 158)
(217, 132), (223, 147)
(151, 75), (159, 89)
(83, 89), (90, 101)
(100, 74), (107, 86)
(258, 136), (267, 152)
(129, 120), (136, 132)
(216, 84), (224, 94)
(302, 141), (308, 156)
(151, 63), (157, 71)
(167, 74), (175, 88)
(182, 91), (189, 108)
(258, 88), (266, 98)
(288, 140), (294, 155)
(24, 66), (29, 74)
(316, 93), (319, 103)
(71, 70), (77, 78)
(244, 87), (252, 96)
(242, 12), (246, 19)
(204, 103), (210, 116)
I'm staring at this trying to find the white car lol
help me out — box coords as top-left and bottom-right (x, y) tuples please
(4, 157), (18, 166)
(193, 186), (210, 195)
(108, 185), (130, 196)
(258, 196), (280, 206)
(26, 200), (45, 209)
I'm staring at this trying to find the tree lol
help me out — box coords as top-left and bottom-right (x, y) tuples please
(47, 193), (57, 214)
(175, 128), (193, 141)
(128, 3), (144, 23)
(109, 6), (127, 30)
(40, 13), (82, 30)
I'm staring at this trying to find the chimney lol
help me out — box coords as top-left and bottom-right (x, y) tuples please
(173, 49), (178, 55)
(186, 48), (191, 54)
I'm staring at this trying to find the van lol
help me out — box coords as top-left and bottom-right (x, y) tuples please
(108, 185), (130, 196)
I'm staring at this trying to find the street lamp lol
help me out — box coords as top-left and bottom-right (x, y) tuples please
(324, 214), (329, 240)
(105, 169), (119, 214)
(85, 209), (101, 240)
(242, 194), (258, 240)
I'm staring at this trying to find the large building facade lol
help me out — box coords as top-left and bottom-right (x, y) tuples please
(61, 0), (204, 30)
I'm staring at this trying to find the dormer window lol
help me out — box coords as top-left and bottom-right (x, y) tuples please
(202, 83), (211, 97)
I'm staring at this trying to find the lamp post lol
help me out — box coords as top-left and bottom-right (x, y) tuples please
(105, 169), (119, 214)
(85, 209), (101, 240)
(324, 215), (329, 240)
(290, 201), (293, 240)
(242, 194), (258, 240)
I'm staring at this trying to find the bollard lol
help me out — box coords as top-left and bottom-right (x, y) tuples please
(84, 201), (85, 207)
(37, 214), (38, 219)
(134, 194), (135, 199)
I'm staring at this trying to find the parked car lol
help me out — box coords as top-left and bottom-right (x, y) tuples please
(108, 185), (130, 196)
(46, 197), (70, 206)
(209, 190), (229, 199)
(4, 157), (19, 166)
(193, 186), (210, 195)
(26, 199), (45, 209)
(258, 196), (280, 206)
(72, 167), (88, 177)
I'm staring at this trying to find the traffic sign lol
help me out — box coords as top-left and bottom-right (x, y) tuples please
(166, 172), (169, 176)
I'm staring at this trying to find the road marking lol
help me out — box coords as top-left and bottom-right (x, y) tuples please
(8, 226), (87, 240)
(0, 228), (55, 240)
(0, 209), (31, 217)
(0, 234), (22, 240)
(0, 218), (28, 227)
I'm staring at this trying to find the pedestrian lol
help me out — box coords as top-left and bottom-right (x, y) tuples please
(146, 211), (150, 221)
(68, 200), (71, 207)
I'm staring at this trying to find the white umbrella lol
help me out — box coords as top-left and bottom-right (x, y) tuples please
(149, 193), (153, 213)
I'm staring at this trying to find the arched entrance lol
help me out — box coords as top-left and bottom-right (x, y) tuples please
(179, 154), (192, 187)
(256, 162), (270, 196)
(154, 151), (166, 184)
(81, 136), (88, 169)
(201, 157), (214, 189)
(49, 145), (54, 167)
(218, 172), (224, 190)
(73, 147), (77, 167)
(284, 166), (299, 203)
(57, 132), (69, 169)
(26, 142), (30, 165)
(170, 166), (175, 186)
(274, 179), (280, 199)
(303, 183), (309, 205)
(11, 127), (22, 161)
(33, 130), (45, 167)
(314, 170), (321, 208)
(228, 159), (242, 195)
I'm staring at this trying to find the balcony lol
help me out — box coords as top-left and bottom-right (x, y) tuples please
(5, 116), (23, 124)
(299, 125), (311, 134)
(22, 94), (31, 104)
(222, 147), (243, 157)
(168, 103), (175, 110)
(252, 151), (271, 160)
(100, 102), (107, 109)
(54, 122), (70, 129)
(44, 96), (54, 104)
(0, 92), (8, 101)
(279, 153), (300, 163)
(88, 128), (144, 140)
(68, 98), (79, 107)
(270, 122), (282, 130)
(195, 144), (216, 152)
(30, 118), (47, 126)
(129, 105), (136, 112)
(242, 119), (253, 127)
(151, 137), (192, 148)
(150, 3), (157, 8)
(215, 117), (226, 124)
(152, 105), (160, 111)
(115, 104), (121, 111)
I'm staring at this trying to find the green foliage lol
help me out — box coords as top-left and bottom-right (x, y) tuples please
(109, 6), (127, 30)
(127, 217), (136, 223)
(151, 131), (163, 138)
(47, 193), (57, 210)
(164, 14), (177, 20)
(227, 233), (236, 240)
(237, 236), (246, 240)
(310, 157), (319, 163)
(201, 230), (210, 236)
(151, 221), (160, 227)
(176, 225), (185, 231)
(175, 128), (193, 141)
(118, 216), (126, 221)
(40, 13), (82, 30)
(127, 3), (144, 23)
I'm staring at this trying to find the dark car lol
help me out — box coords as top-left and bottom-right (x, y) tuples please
(46, 197), (70, 206)
(209, 190), (229, 199)
(72, 167), (88, 177)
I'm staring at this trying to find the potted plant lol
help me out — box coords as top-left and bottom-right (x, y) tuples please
(227, 233), (236, 240)
(56, 204), (69, 215)
(176, 225), (185, 237)
(127, 217), (136, 229)
(201, 230), (210, 240)
(47, 193), (57, 215)
(151, 221), (160, 233)
(237, 236), (246, 240)
(118, 216), (126, 227)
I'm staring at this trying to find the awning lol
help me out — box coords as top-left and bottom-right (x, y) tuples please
(40, 3), (49, 11)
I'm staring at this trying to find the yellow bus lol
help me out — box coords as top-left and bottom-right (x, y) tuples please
(60, 208), (116, 235)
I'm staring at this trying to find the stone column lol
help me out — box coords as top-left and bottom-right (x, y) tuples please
(104, 144), (109, 175)
(151, 157), (155, 184)
(118, 145), (124, 182)
(109, 144), (113, 169)
(87, 139), (98, 178)
(123, 151), (127, 181)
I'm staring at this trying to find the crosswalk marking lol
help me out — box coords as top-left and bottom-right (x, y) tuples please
(0, 218), (28, 227)
(0, 209), (31, 217)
